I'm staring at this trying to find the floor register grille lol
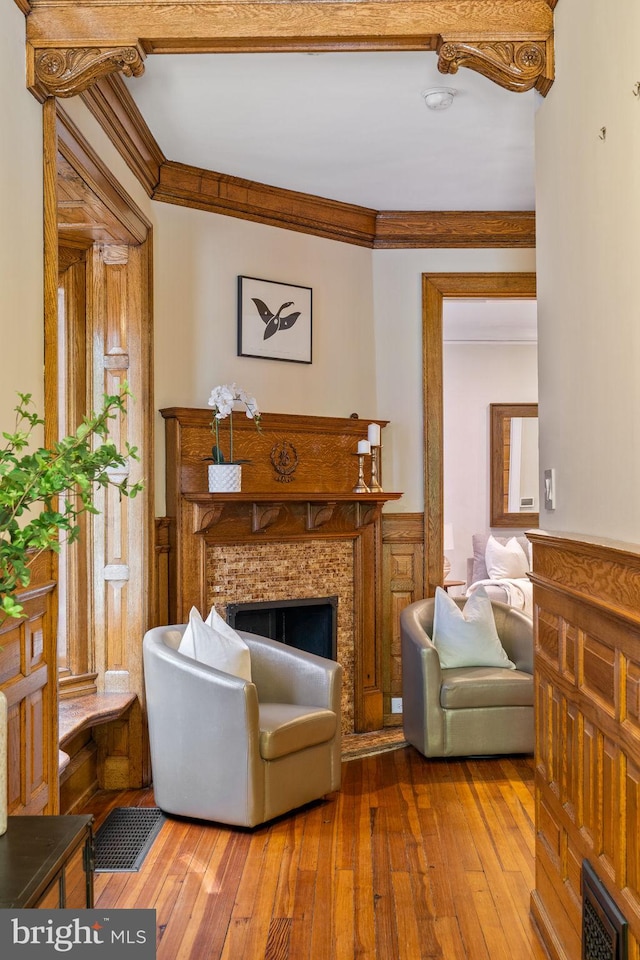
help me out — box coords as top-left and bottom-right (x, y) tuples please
(94, 807), (165, 872)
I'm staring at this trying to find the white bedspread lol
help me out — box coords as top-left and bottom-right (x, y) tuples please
(466, 577), (533, 618)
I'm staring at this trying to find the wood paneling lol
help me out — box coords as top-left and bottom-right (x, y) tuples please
(530, 530), (640, 960)
(57, 106), (149, 245)
(153, 518), (171, 628)
(0, 552), (57, 816)
(42, 102), (155, 811)
(381, 513), (424, 726)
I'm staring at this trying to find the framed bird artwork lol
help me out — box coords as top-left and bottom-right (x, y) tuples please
(237, 276), (312, 363)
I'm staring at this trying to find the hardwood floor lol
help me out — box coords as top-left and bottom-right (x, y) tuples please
(82, 747), (549, 960)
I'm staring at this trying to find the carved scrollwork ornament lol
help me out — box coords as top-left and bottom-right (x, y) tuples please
(33, 46), (145, 98)
(270, 441), (299, 483)
(437, 39), (548, 95)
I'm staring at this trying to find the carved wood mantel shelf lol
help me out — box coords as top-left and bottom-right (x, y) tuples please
(162, 407), (402, 732)
(186, 492), (397, 536)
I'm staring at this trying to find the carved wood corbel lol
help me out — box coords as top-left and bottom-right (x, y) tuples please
(437, 38), (552, 96)
(356, 503), (379, 529)
(252, 503), (284, 534)
(29, 45), (145, 100)
(306, 502), (337, 532)
(195, 505), (225, 533)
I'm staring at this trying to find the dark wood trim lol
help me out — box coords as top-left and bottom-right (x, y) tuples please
(422, 272), (537, 597)
(381, 512), (424, 542)
(374, 210), (536, 248)
(26, 2), (554, 50)
(154, 161), (377, 247)
(81, 74), (164, 195)
(56, 104), (151, 244)
(490, 402), (539, 528)
(74, 63), (537, 248)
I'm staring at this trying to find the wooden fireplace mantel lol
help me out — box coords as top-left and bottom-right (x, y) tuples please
(161, 407), (403, 731)
(185, 491), (400, 536)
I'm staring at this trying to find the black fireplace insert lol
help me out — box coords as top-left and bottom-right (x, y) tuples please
(226, 596), (338, 661)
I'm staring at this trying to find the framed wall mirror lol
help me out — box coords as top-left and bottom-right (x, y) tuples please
(490, 403), (539, 528)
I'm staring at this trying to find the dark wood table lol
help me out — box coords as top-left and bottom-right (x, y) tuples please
(0, 815), (94, 908)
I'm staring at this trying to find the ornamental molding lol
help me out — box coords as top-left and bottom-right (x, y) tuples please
(437, 39), (552, 96)
(30, 45), (145, 100)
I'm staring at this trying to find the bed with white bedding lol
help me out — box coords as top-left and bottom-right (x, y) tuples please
(465, 533), (533, 618)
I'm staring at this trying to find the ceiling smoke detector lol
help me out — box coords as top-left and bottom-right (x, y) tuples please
(422, 87), (457, 111)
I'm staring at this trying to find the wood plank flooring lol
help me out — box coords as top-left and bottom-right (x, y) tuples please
(82, 746), (549, 960)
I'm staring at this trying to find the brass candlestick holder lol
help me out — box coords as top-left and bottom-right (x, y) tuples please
(369, 444), (383, 492)
(352, 453), (371, 493)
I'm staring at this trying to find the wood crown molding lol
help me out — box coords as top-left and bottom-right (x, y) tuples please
(81, 74), (164, 195)
(374, 211), (535, 249)
(155, 160), (378, 247)
(76, 78), (535, 248)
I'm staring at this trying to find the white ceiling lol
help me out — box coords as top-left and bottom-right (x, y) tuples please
(443, 299), (538, 342)
(125, 50), (537, 211)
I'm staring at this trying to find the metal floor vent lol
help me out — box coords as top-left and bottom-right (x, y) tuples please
(94, 807), (165, 873)
(582, 860), (628, 960)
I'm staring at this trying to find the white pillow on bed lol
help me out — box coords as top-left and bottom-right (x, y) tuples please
(432, 586), (516, 670)
(485, 535), (529, 580)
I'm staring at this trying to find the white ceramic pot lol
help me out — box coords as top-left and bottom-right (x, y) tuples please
(0, 689), (6, 835)
(208, 463), (242, 493)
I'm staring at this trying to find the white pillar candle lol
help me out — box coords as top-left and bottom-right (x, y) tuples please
(357, 439), (371, 455)
(367, 423), (381, 446)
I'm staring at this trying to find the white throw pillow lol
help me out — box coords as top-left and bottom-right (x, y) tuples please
(432, 586), (515, 669)
(485, 535), (529, 580)
(178, 606), (252, 681)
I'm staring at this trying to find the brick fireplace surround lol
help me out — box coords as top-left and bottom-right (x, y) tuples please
(161, 408), (401, 732)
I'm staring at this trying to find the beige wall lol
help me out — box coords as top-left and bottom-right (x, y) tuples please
(536, 0), (640, 542)
(443, 341), (538, 581)
(0, 3), (45, 426)
(152, 203), (376, 509)
(372, 248), (537, 511)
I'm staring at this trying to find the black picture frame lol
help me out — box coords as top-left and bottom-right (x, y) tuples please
(237, 276), (312, 364)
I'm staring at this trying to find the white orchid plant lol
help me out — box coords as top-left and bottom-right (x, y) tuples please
(206, 383), (261, 465)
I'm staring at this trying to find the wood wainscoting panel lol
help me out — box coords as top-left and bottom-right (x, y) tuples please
(381, 513), (424, 727)
(530, 530), (640, 960)
(0, 552), (57, 816)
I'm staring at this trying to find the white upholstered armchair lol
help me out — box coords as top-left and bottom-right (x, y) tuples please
(143, 625), (342, 827)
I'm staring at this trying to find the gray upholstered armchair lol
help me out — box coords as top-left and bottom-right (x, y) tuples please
(400, 597), (533, 758)
(143, 625), (342, 827)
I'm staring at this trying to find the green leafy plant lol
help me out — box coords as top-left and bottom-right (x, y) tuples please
(0, 385), (143, 622)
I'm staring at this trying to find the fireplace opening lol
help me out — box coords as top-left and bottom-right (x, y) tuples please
(582, 859), (628, 960)
(226, 596), (338, 661)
